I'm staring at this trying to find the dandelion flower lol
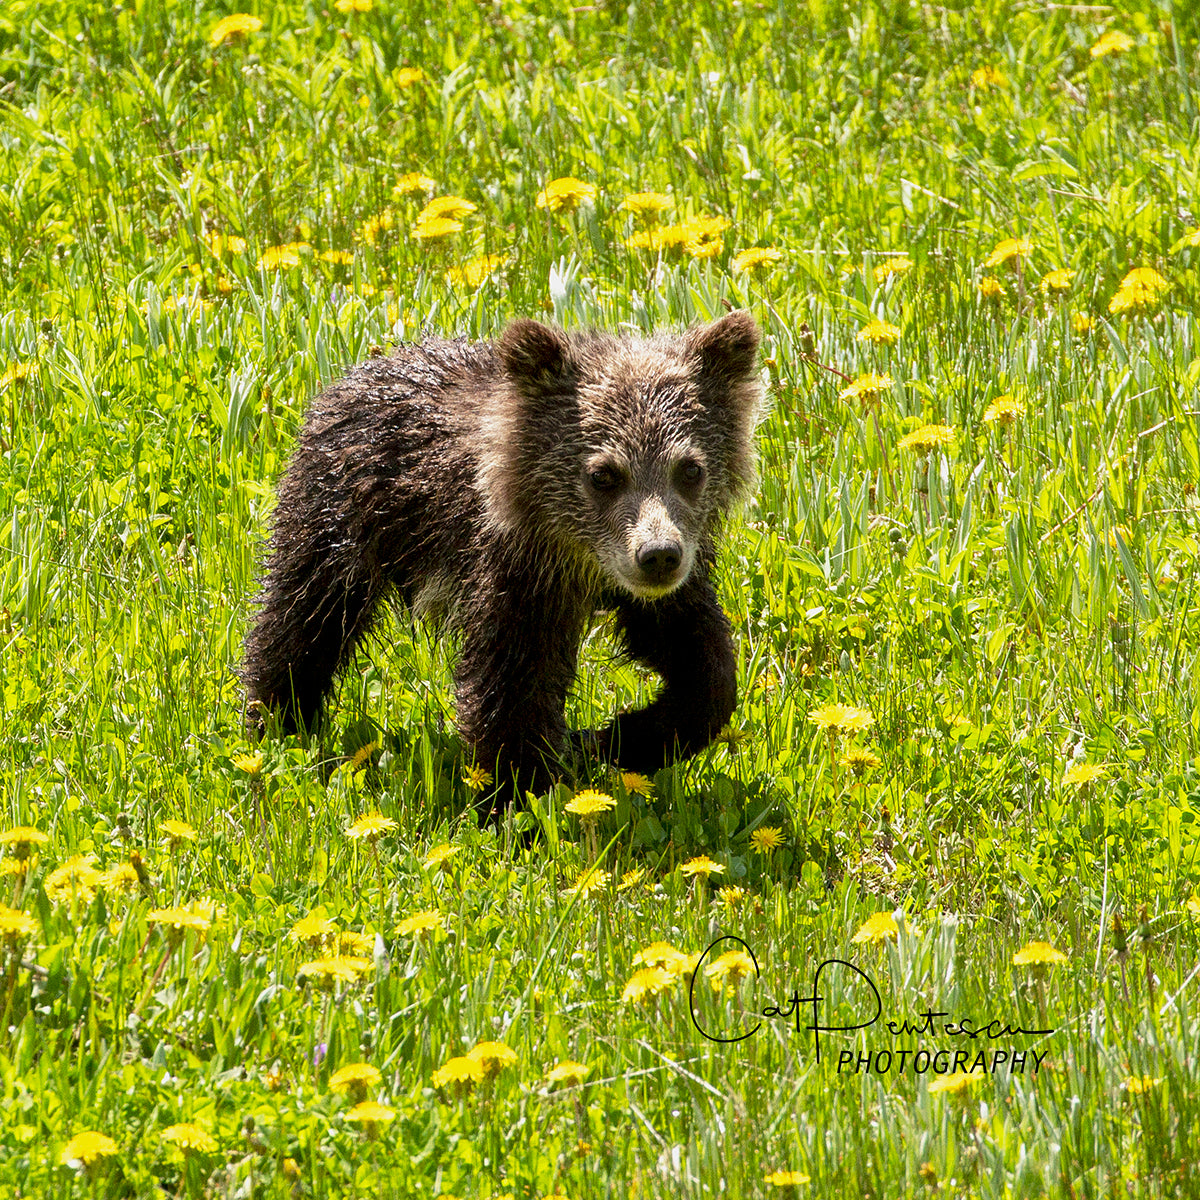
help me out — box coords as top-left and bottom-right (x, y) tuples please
(750, 826), (784, 853)
(620, 771), (655, 797)
(468, 1040), (518, 1079)
(446, 253), (504, 289)
(0, 826), (49, 858)
(807, 703), (875, 734)
(618, 866), (648, 890)
(394, 172), (435, 197)
(983, 394), (1026, 425)
(1040, 268), (1075, 294)
(345, 1100), (394, 1137)
(149, 901), (214, 935)
(209, 14), (262, 46)
(851, 911), (899, 943)
(344, 741), (378, 772)
(397, 909), (442, 937)
(297, 955), (373, 983)
(928, 1071), (984, 1095)
(841, 746), (882, 775)
(898, 424), (956, 454)
(231, 751), (263, 775)
(717, 884), (747, 908)
(733, 247), (783, 274)
(1064, 762), (1108, 787)
(1090, 30), (1134, 58)
(460, 763), (494, 792)
(318, 249), (354, 265)
(335, 0), (373, 11)
(1108, 267), (1169, 314)
(330, 1062), (382, 1096)
(61, 1131), (119, 1166)
(338, 930), (373, 955)
(423, 843), (460, 870)
(874, 255), (913, 282)
(345, 812), (397, 842)
(1124, 1075), (1161, 1095)
(1013, 940), (1068, 966)
(546, 1059), (589, 1086)
(257, 243), (309, 269)
(432, 1054), (485, 1090)
(536, 177), (596, 214)
(160, 819), (197, 848)
(983, 237), (1033, 268)
(621, 966), (675, 1003)
(633, 941), (688, 969)
(838, 373), (894, 404)
(100, 862), (142, 895)
(45, 855), (102, 905)
(970, 65), (1007, 89)
(564, 866), (611, 897)
(978, 276), (1004, 300)
(394, 67), (425, 88)
(357, 211), (395, 243)
(1071, 312), (1094, 334)
(202, 231), (246, 256)
(566, 789), (615, 818)
(0, 904), (38, 942)
(418, 196), (478, 224)
(704, 949), (756, 989)
(620, 192), (673, 219)
(856, 319), (901, 345)
(288, 912), (338, 945)
(681, 855), (725, 878)
(765, 1169), (811, 1187)
(161, 1124), (218, 1153)
(412, 216), (463, 241)
(0, 362), (36, 390)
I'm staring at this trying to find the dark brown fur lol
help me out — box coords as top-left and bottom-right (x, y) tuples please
(243, 312), (762, 801)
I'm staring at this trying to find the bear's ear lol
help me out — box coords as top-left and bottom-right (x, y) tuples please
(499, 319), (573, 391)
(685, 310), (760, 382)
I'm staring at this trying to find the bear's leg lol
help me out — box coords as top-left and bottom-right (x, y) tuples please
(244, 546), (381, 734)
(453, 569), (586, 804)
(604, 566), (737, 771)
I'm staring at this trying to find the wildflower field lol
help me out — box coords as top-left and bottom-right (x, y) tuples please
(2, 0), (1200, 1194)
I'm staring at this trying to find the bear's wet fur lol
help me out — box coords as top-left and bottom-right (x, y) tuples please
(243, 311), (762, 802)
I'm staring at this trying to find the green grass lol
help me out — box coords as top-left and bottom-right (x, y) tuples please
(2, 0), (1200, 1195)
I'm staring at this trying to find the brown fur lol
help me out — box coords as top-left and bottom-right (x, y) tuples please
(243, 312), (763, 802)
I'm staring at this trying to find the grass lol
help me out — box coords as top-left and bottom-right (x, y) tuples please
(1, 0), (1200, 1194)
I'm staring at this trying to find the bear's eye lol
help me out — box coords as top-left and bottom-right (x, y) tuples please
(678, 459), (705, 487)
(588, 466), (621, 493)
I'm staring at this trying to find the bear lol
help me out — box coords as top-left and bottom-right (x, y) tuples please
(242, 310), (763, 803)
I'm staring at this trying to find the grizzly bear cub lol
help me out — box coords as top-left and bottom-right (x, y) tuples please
(243, 311), (762, 801)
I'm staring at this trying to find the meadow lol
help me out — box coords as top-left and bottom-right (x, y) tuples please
(1, 0), (1199, 1195)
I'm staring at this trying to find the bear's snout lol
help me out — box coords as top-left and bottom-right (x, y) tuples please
(635, 538), (683, 586)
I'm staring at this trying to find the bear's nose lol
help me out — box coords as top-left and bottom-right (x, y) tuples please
(636, 540), (683, 583)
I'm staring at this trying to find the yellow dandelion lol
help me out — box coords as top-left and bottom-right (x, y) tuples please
(432, 1054), (485, 1090)
(928, 1071), (984, 1095)
(633, 941), (687, 969)
(704, 949), (756, 989)
(61, 1131), (119, 1166)
(717, 884), (747, 908)
(45, 855), (102, 905)
(765, 1169), (810, 1187)
(160, 819), (197, 848)
(874, 255), (913, 282)
(564, 867), (611, 897)
(1064, 762), (1108, 787)
(619, 771), (655, 797)
(100, 862), (141, 895)
(257, 243), (309, 269)
(620, 191), (673, 218)
(1071, 312), (1094, 334)
(297, 955), (373, 983)
(446, 253), (504, 289)
(318, 249), (354, 265)
(1108, 267), (1169, 314)
(334, 0), (373, 11)
(1090, 30), (1134, 58)
(0, 904), (38, 942)
(1013, 940), (1068, 966)
(841, 746), (882, 776)
(394, 172), (436, 196)
(750, 826), (784, 854)
(397, 909), (442, 937)
(546, 1060), (589, 1086)
(231, 751), (263, 775)
(0, 362), (36, 390)
(345, 1100), (395, 1135)
(345, 812), (397, 841)
(338, 930), (372, 956)
(897, 423), (956, 454)
(681, 855), (725, 878)
(1123, 1075), (1161, 1095)
(460, 762), (494, 791)
(851, 911), (899, 943)
(412, 216), (463, 241)
(394, 67), (425, 88)
(418, 196), (478, 224)
(618, 866), (648, 890)
(732, 246), (783, 274)
(685, 234), (724, 259)
(856, 319), (901, 345)
(161, 1124), (217, 1153)
(536, 177), (596, 214)
(621, 965), (675, 1003)
(357, 210), (395, 243)
(983, 237), (1033, 268)
(423, 843), (460, 870)
(983, 394), (1026, 425)
(565, 789), (615, 819)
(807, 703), (875, 733)
(344, 741), (378, 772)
(468, 1040), (518, 1079)
(330, 1062), (382, 1094)
(202, 231), (246, 256)
(148, 901), (214, 935)
(209, 14), (262, 47)
(288, 912), (338, 945)
(978, 276), (1005, 300)
(0, 825), (49, 858)
(970, 65), (1007, 89)
(1040, 268), (1076, 294)
(838, 372), (894, 403)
